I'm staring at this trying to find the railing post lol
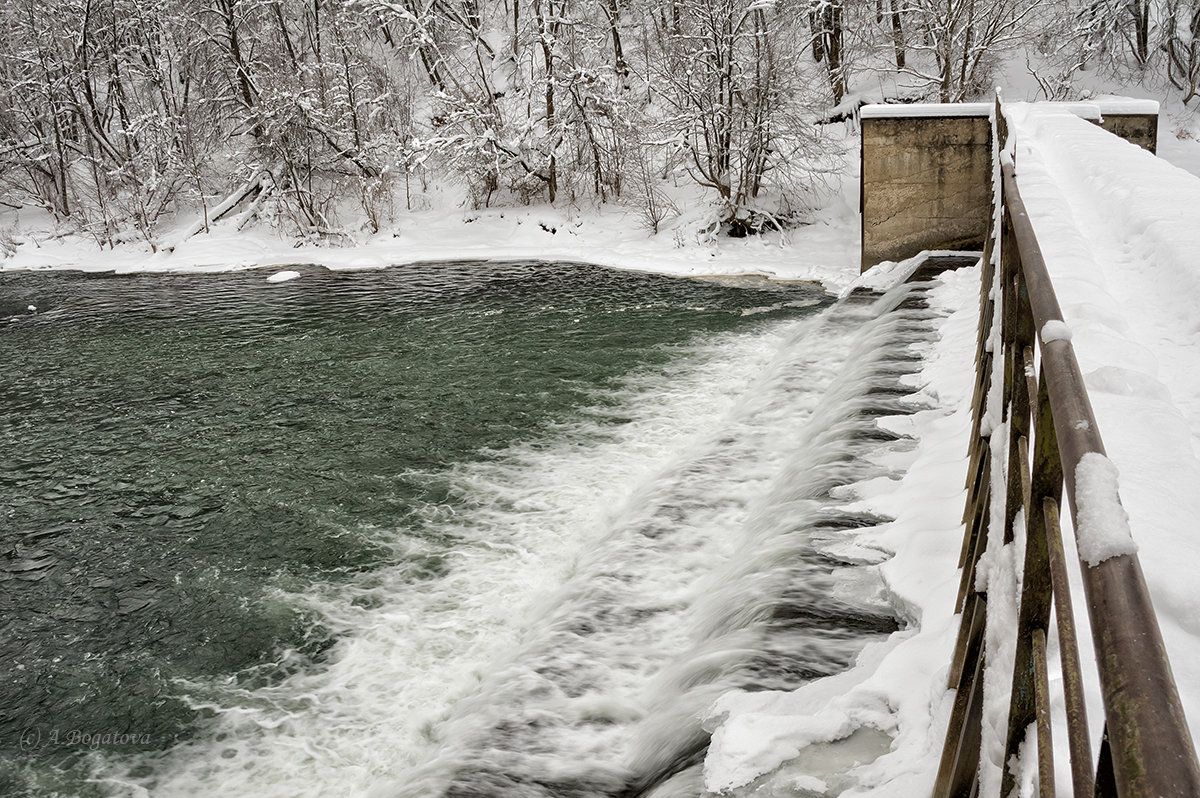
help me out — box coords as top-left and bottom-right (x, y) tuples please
(1001, 348), (1069, 796)
(934, 97), (1007, 798)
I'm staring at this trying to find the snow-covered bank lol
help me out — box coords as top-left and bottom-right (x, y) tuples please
(4, 100), (1200, 298)
(0, 188), (863, 293)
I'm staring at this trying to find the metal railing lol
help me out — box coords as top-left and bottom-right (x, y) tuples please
(932, 99), (1200, 797)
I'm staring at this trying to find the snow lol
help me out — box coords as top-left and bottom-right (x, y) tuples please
(1073, 453), (1138, 566)
(1040, 319), (1072, 343)
(1043, 103), (1102, 121)
(1094, 98), (1156, 117)
(1093, 99), (1160, 116)
(860, 103), (991, 118)
(0, 169), (866, 293)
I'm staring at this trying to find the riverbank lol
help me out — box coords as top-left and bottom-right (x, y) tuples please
(0, 182), (864, 294)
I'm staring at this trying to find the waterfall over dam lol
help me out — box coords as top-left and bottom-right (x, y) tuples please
(398, 277), (951, 798)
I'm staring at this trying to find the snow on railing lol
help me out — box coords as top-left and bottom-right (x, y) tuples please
(933, 96), (1200, 798)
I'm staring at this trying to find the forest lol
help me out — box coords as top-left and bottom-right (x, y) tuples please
(1, 0), (1198, 245)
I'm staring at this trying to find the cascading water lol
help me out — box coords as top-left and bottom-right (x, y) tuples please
(1, 263), (948, 798)
(388, 283), (944, 798)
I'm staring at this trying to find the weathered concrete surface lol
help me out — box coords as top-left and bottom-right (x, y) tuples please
(860, 112), (992, 271)
(1099, 115), (1158, 153)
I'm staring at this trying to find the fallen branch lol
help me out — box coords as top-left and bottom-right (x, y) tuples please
(163, 173), (267, 251)
(235, 177), (274, 231)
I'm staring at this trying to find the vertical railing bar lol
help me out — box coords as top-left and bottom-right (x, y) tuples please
(999, 221), (1019, 430)
(961, 428), (989, 525)
(962, 335), (995, 496)
(1000, 432), (1041, 798)
(1016, 435), (1031, 521)
(964, 296), (994, 459)
(935, 626), (989, 797)
(948, 585), (986, 688)
(956, 466), (991, 611)
(958, 455), (988, 567)
(961, 434), (989, 527)
(1002, 344), (1065, 794)
(1033, 627), (1056, 798)
(1044, 496), (1095, 798)
(1030, 354), (1088, 797)
(1020, 345), (1039, 428)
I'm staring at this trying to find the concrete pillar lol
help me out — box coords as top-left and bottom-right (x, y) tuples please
(860, 104), (992, 273)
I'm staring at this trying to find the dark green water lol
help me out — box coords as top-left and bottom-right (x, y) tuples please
(0, 262), (829, 794)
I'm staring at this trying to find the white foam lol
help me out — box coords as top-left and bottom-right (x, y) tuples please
(83, 316), (810, 795)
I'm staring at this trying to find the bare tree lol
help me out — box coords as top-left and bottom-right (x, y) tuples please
(901, 0), (1047, 101)
(1164, 0), (1200, 102)
(647, 0), (838, 229)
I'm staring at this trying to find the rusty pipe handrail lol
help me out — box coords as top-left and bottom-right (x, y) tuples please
(934, 101), (1200, 797)
(1000, 159), (1200, 797)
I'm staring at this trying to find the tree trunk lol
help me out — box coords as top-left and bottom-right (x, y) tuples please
(1129, 0), (1150, 66)
(272, 0), (300, 72)
(513, 0), (520, 58)
(822, 1), (845, 103)
(604, 0), (629, 77)
(533, 0), (557, 201)
(890, 0), (905, 69)
(810, 10), (826, 61)
(215, 0), (262, 137)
